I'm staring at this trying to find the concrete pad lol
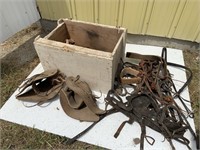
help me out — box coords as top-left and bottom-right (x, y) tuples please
(0, 44), (196, 149)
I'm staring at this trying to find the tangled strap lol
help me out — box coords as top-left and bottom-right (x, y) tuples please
(65, 48), (196, 149)
(105, 48), (196, 150)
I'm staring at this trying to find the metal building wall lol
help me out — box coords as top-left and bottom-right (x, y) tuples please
(0, 0), (40, 43)
(36, 0), (200, 43)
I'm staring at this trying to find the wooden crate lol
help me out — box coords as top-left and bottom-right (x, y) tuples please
(34, 19), (126, 93)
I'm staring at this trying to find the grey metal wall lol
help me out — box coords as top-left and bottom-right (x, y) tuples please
(0, 0), (40, 43)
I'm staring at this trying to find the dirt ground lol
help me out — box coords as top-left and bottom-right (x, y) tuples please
(0, 24), (199, 149)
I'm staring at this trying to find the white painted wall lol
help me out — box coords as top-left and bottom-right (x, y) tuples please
(0, 0), (40, 43)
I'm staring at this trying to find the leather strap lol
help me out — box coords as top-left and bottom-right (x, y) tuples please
(65, 76), (105, 115)
(60, 89), (99, 122)
(120, 67), (141, 84)
(16, 69), (65, 103)
(17, 69), (59, 96)
(104, 48), (196, 150)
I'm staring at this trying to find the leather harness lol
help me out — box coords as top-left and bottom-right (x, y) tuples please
(16, 47), (196, 150)
(66, 48), (196, 150)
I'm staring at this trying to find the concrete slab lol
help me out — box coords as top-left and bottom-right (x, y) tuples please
(0, 44), (196, 149)
(127, 34), (200, 51)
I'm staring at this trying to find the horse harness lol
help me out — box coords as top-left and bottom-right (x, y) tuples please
(16, 48), (196, 150)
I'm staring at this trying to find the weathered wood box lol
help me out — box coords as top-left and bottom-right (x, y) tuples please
(34, 19), (126, 93)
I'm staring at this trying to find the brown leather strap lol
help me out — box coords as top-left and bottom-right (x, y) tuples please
(120, 67), (141, 85)
(59, 76), (105, 122)
(66, 91), (84, 109)
(17, 69), (59, 96)
(66, 76), (105, 115)
(104, 48), (195, 150)
(16, 70), (65, 103)
(16, 83), (63, 102)
(60, 89), (99, 122)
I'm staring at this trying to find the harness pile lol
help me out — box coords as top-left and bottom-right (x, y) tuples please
(16, 48), (196, 150)
(105, 48), (196, 150)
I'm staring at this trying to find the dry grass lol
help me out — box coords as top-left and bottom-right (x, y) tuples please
(183, 49), (200, 134)
(0, 50), (199, 149)
(1, 58), (40, 106)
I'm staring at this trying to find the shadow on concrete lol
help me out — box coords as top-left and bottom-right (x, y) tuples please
(127, 34), (200, 51)
(1, 31), (48, 75)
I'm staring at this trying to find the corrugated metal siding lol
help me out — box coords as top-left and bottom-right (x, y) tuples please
(0, 0), (40, 43)
(172, 0), (200, 42)
(36, 0), (200, 43)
